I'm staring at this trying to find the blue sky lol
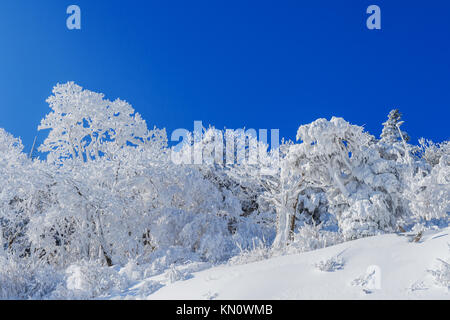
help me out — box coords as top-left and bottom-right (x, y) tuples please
(0, 0), (449, 153)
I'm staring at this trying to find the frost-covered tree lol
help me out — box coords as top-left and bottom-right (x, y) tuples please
(379, 109), (415, 164)
(31, 85), (271, 268)
(0, 129), (42, 256)
(172, 126), (277, 248)
(379, 111), (449, 226)
(380, 109), (410, 144)
(407, 149), (450, 221)
(224, 135), (290, 248)
(38, 82), (149, 163)
(0, 129), (28, 254)
(291, 117), (405, 240)
(293, 117), (372, 198)
(419, 139), (450, 168)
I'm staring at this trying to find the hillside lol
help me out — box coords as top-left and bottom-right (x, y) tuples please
(112, 227), (450, 300)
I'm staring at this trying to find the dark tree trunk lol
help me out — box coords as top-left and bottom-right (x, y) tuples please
(102, 245), (113, 267)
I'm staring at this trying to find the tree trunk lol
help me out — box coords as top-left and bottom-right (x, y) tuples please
(273, 206), (289, 248)
(288, 194), (301, 242)
(101, 245), (113, 266)
(288, 213), (296, 242)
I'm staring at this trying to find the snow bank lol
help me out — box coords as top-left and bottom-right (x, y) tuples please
(124, 227), (450, 300)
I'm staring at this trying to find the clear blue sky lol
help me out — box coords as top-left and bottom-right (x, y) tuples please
(0, 0), (449, 153)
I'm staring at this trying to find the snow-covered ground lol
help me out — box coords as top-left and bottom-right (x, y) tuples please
(111, 227), (450, 300)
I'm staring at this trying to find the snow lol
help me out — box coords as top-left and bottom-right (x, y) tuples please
(111, 227), (450, 300)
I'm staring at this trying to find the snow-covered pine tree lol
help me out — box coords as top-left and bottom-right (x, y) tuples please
(380, 109), (410, 144)
(378, 109), (417, 165)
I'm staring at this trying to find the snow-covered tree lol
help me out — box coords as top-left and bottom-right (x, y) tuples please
(378, 111), (449, 226)
(407, 149), (449, 221)
(0, 129), (42, 256)
(172, 126), (277, 248)
(380, 109), (410, 144)
(378, 109), (416, 165)
(419, 139), (450, 168)
(291, 117), (406, 240)
(38, 82), (149, 163)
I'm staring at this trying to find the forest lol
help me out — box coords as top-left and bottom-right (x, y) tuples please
(0, 82), (448, 299)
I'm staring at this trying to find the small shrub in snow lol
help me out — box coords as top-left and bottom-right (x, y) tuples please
(427, 246), (450, 290)
(0, 256), (62, 300)
(351, 266), (382, 294)
(164, 265), (191, 283)
(314, 254), (345, 272)
(288, 223), (342, 254)
(228, 238), (272, 265)
(408, 280), (428, 292)
(52, 261), (129, 299)
(118, 260), (144, 282)
(137, 280), (164, 297)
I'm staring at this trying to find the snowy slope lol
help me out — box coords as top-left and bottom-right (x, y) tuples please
(112, 227), (450, 300)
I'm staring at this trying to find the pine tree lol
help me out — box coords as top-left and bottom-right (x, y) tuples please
(380, 109), (410, 144)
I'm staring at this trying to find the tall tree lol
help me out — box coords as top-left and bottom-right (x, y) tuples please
(38, 82), (149, 163)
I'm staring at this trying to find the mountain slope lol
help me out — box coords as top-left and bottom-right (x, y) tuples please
(112, 227), (450, 300)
